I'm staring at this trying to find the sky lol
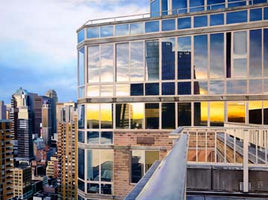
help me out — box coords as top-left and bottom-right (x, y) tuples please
(0, 0), (149, 104)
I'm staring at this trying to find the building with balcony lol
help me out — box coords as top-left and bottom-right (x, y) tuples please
(77, 0), (268, 199)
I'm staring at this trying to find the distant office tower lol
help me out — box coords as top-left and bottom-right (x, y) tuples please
(0, 101), (6, 120)
(46, 155), (58, 179)
(57, 105), (77, 199)
(45, 90), (58, 135)
(13, 164), (33, 199)
(0, 120), (13, 199)
(42, 102), (52, 146)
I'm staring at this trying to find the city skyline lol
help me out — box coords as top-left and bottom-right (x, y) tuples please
(0, 0), (149, 104)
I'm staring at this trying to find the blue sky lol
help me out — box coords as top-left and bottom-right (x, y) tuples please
(0, 0), (149, 104)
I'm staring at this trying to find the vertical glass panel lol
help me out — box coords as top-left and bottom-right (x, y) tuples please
(87, 85), (99, 97)
(172, 0), (187, 14)
(249, 79), (262, 94)
(178, 17), (191, 29)
(101, 150), (113, 182)
(249, 101), (262, 124)
(130, 41), (144, 81)
(101, 44), (114, 83)
(228, 102), (245, 123)
(234, 31), (247, 55)
(78, 196), (84, 200)
(228, 0), (246, 7)
(210, 80), (224, 94)
(78, 148), (85, 180)
(87, 131), (99, 144)
(116, 43), (129, 82)
(78, 47), (85, 86)
(210, 13), (224, 26)
(226, 32), (232, 78)
(178, 103), (191, 126)
(162, 19), (175, 31)
(265, 29), (268, 76)
(87, 183), (99, 194)
(178, 36), (191, 79)
(78, 29), (85, 43)
(265, 8), (268, 20)
(87, 104), (99, 129)
(207, 0), (225, 10)
(178, 82), (191, 95)
(250, 29), (262, 77)
(88, 46), (99, 83)
(101, 184), (112, 194)
(78, 105), (85, 129)
(131, 150), (144, 183)
(227, 80), (247, 94)
(146, 40), (159, 81)
(115, 24), (129, 36)
(100, 85), (113, 97)
(78, 131), (85, 143)
(162, 82), (175, 95)
(190, 0), (204, 12)
(194, 35), (208, 79)
(194, 102), (208, 126)
(250, 8), (262, 21)
(210, 33), (224, 78)
(145, 21), (159, 33)
(130, 23), (144, 35)
(131, 103), (144, 129)
(116, 104), (130, 129)
(87, 150), (99, 181)
(162, 38), (175, 80)
(116, 84), (130, 96)
(100, 26), (113, 37)
(101, 104), (113, 129)
(145, 103), (159, 129)
(194, 16), (207, 28)
(87, 27), (99, 39)
(145, 151), (159, 171)
(264, 101), (268, 124)
(145, 83), (159, 95)
(101, 131), (113, 144)
(162, 103), (175, 129)
(194, 81), (208, 95)
(162, 0), (168, 15)
(227, 11), (248, 24)
(233, 59), (247, 78)
(130, 84), (144, 96)
(210, 102), (224, 126)
(78, 87), (85, 99)
(150, 0), (160, 17)
(78, 180), (85, 192)
(264, 79), (268, 94)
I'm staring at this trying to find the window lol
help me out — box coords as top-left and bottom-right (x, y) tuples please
(130, 41), (144, 81)
(178, 103), (191, 126)
(145, 103), (159, 129)
(100, 26), (113, 37)
(207, 0), (225, 10)
(194, 102), (208, 126)
(116, 43), (129, 82)
(194, 15), (207, 28)
(210, 33), (224, 78)
(227, 80), (247, 94)
(189, 0), (204, 12)
(130, 84), (144, 96)
(162, 103), (175, 129)
(194, 35), (208, 79)
(178, 17), (191, 29)
(145, 40), (159, 81)
(88, 46), (99, 83)
(145, 83), (159, 95)
(87, 27), (99, 39)
(145, 21), (159, 33)
(78, 47), (85, 86)
(250, 29), (262, 77)
(265, 29), (268, 76)
(178, 82), (191, 95)
(162, 82), (175, 95)
(250, 8), (262, 21)
(162, 19), (175, 31)
(101, 45), (114, 83)
(210, 14), (224, 26)
(162, 38), (175, 80)
(78, 148), (85, 180)
(150, 0), (160, 17)
(78, 29), (85, 43)
(115, 24), (129, 36)
(249, 101), (262, 124)
(78, 131), (85, 143)
(78, 105), (85, 129)
(178, 36), (191, 80)
(172, 0), (187, 14)
(227, 11), (247, 24)
(228, 102), (245, 123)
(130, 23), (144, 35)
(210, 102), (224, 126)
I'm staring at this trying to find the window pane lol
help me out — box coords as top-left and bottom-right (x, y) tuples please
(78, 131), (85, 143)
(145, 21), (159, 33)
(145, 151), (159, 171)
(265, 29), (268, 77)
(178, 36), (191, 79)
(116, 104), (130, 129)
(101, 184), (112, 195)
(172, 0), (187, 14)
(115, 24), (129, 36)
(100, 85), (113, 97)
(78, 29), (84, 43)
(227, 80), (247, 94)
(162, 19), (175, 31)
(178, 103), (191, 126)
(233, 59), (247, 78)
(101, 150), (113, 182)
(78, 87), (85, 99)
(228, 0), (246, 7)
(210, 102), (224, 126)
(249, 79), (262, 94)
(249, 101), (262, 124)
(178, 82), (191, 95)
(78, 148), (85, 180)
(227, 11), (248, 24)
(207, 0), (225, 10)
(78, 105), (85, 129)
(88, 46), (99, 83)
(190, 0), (204, 12)
(162, 82), (175, 95)
(87, 104), (99, 129)
(78, 48), (85, 86)
(162, 103), (175, 129)
(145, 83), (159, 95)
(116, 84), (129, 96)
(210, 13), (224, 26)
(210, 33), (224, 78)
(250, 29), (262, 77)
(264, 101), (268, 124)
(87, 150), (99, 181)
(253, 0), (267, 4)
(146, 40), (159, 81)
(194, 102), (208, 126)
(130, 84), (143, 96)
(78, 180), (85, 192)
(194, 81), (208, 95)
(87, 183), (99, 194)
(87, 131), (99, 144)
(87, 27), (99, 39)
(194, 35), (208, 79)
(162, 0), (168, 15)
(131, 103), (144, 129)
(210, 80), (224, 94)
(234, 31), (247, 55)
(116, 43), (129, 82)
(100, 26), (113, 37)
(87, 85), (99, 97)
(101, 104), (113, 129)
(228, 102), (245, 123)
(130, 41), (144, 81)
(131, 150), (144, 183)
(178, 17), (191, 29)
(162, 38), (175, 80)
(264, 79), (268, 94)
(130, 23), (144, 35)
(101, 45), (114, 82)
(101, 131), (113, 144)
(150, 0), (160, 17)
(250, 8), (262, 21)
(145, 103), (159, 129)
(265, 8), (268, 20)
(194, 15), (207, 28)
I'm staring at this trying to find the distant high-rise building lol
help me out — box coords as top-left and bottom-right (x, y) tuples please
(42, 102), (52, 146)
(0, 101), (6, 120)
(45, 90), (58, 135)
(46, 155), (58, 179)
(0, 120), (13, 200)
(57, 105), (77, 199)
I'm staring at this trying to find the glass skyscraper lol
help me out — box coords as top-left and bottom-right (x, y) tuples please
(77, 0), (268, 199)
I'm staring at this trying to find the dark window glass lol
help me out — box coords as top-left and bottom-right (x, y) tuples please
(227, 11), (247, 24)
(207, 0), (225, 10)
(162, 19), (175, 31)
(265, 29), (268, 76)
(78, 131), (85, 143)
(145, 103), (159, 129)
(78, 148), (85, 180)
(172, 0), (187, 14)
(162, 82), (175, 95)
(162, 0), (168, 15)
(178, 17), (191, 29)
(178, 82), (191, 95)
(78, 196), (84, 200)
(210, 14), (224, 26)
(146, 40), (159, 81)
(145, 21), (159, 33)
(78, 29), (84, 43)
(115, 24), (129, 36)
(178, 36), (191, 79)
(249, 102), (262, 124)
(250, 8), (262, 21)
(130, 84), (144, 96)
(101, 132), (113, 144)
(101, 184), (112, 194)
(190, 0), (204, 12)
(78, 105), (85, 129)
(162, 103), (175, 129)
(253, 0), (267, 4)
(78, 180), (85, 192)
(194, 35), (208, 79)
(226, 32), (232, 78)
(116, 104), (130, 129)
(87, 27), (99, 39)
(162, 38), (175, 80)
(145, 83), (159, 95)
(194, 15), (207, 28)
(264, 102), (268, 124)
(228, 0), (246, 7)
(87, 131), (99, 144)
(194, 102), (208, 126)
(250, 29), (262, 77)
(178, 103), (191, 126)
(265, 8), (268, 20)
(100, 26), (113, 37)
(87, 183), (99, 193)
(210, 33), (224, 78)
(130, 23), (144, 35)
(227, 80), (247, 94)
(151, 0), (160, 17)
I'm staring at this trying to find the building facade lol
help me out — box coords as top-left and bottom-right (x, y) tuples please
(77, 0), (268, 199)
(0, 101), (6, 120)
